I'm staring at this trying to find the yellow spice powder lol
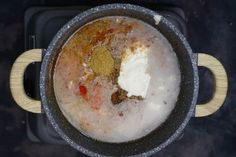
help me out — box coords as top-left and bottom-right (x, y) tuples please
(89, 46), (114, 76)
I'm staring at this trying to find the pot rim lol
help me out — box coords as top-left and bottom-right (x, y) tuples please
(40, 3), (199, 157)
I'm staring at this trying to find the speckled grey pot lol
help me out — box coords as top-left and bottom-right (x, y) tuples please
(40, 3), (198, 157)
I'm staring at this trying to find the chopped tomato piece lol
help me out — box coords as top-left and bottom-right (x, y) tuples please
(79, 85), (89, 101)
(74, 83), (89, 101)
(91, 85), (102, 110)
(79, 85), (87, 95)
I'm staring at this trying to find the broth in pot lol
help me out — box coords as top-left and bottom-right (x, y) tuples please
(53, 16), (181, 143)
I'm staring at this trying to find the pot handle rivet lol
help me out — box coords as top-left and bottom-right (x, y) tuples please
(195, 53), (228, 117)
(10, 49), (42, 113)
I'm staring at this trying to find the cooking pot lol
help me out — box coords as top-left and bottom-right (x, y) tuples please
(10, 4), (228, 157)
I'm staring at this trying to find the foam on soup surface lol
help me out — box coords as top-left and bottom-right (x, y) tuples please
(53, 16), (181, 143)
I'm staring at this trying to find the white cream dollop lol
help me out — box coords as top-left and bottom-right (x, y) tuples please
(118, 45), (151, 98)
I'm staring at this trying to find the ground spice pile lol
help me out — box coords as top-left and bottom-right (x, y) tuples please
(89, 46), (114, 76)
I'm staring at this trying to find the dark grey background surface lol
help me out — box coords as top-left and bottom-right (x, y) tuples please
(0, 0), (235, 157)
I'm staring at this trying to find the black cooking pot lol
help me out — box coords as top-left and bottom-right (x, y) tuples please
(10, 4), (228, 157)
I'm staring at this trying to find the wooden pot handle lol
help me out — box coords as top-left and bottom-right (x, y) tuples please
(10, 49), (42, 113)
(195, 53), (228, 117)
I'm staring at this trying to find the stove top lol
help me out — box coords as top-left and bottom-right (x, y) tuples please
(24, 6), (187, 144)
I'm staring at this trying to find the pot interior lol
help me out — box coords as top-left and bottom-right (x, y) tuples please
(40, 4), (197, 156)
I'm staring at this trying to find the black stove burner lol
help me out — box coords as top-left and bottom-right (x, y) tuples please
(24, 6), (187, 144)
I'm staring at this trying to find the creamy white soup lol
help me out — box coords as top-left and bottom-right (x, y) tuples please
(53, 16), (181, 143)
